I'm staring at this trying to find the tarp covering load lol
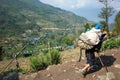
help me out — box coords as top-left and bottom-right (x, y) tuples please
(75, 24), (103, 50)
(77, 33), (94, 49)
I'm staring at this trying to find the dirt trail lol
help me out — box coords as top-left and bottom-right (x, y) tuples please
(19, 47), (120, 80)
(1, 47), (120, 80)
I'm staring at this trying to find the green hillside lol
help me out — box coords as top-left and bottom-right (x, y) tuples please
(0, 0), (88, 38)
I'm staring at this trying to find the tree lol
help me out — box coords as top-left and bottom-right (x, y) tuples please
(114, 11), (120, 35)
(98, 0), (115, 36)
(100, 21), (106, 32)
(84, 23), (90, 32)
(62, 37), (73, 45)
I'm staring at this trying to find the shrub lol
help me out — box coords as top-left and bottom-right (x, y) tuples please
(101, 36), (120, 50)
(30, 54), (49, 71)
(50, 49), (60, 64)
(30, 49), (60, 71)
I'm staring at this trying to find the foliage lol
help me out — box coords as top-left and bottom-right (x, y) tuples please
(114, 11), (120, 35)
(98, 0), (115, 37)
(101, 36), (120, 50)
(1, 56), (10, 61)
(100, 21), (106, 32)
(62, 37), (73, 45)
(50, 49), (60, 64)
(30, 49), (60, 71)
(84, 23), (91, 32)
(30, 54), (49, 71)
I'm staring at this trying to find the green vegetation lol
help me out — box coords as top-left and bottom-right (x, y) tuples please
(62, 37), (73, 45)
(30, 49), (60, 71)
(0, 0), (87, 38)
(113, 11), (120, 35)
(0, 0), (87, 59)
(98, 0), (115, 37)
(101, 36), (120, 50)
(1, 0), (120, 76)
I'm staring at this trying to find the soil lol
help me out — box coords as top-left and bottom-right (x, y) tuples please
(19, 47), (120, 80)
(1, 47), (120, 80)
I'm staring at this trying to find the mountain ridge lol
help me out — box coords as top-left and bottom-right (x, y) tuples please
(0, 0), (88, 38)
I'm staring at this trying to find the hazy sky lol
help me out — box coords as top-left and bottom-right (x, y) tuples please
(40, 0), (120, 23)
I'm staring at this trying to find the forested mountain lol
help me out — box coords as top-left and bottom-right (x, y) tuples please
(0, 0), (88, 38)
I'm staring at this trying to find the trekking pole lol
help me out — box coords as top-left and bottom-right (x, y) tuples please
(78, 48), (82, 62)
(96, 52), (108, 72)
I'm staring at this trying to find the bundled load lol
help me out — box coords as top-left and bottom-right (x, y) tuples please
(77, 33), (94, 49)
(75, 24), (103, 50)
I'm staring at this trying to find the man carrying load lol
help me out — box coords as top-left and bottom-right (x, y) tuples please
(77, 24), (107, 77)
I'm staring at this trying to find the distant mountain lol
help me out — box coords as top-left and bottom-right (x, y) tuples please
(0, 0), (88, 38)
